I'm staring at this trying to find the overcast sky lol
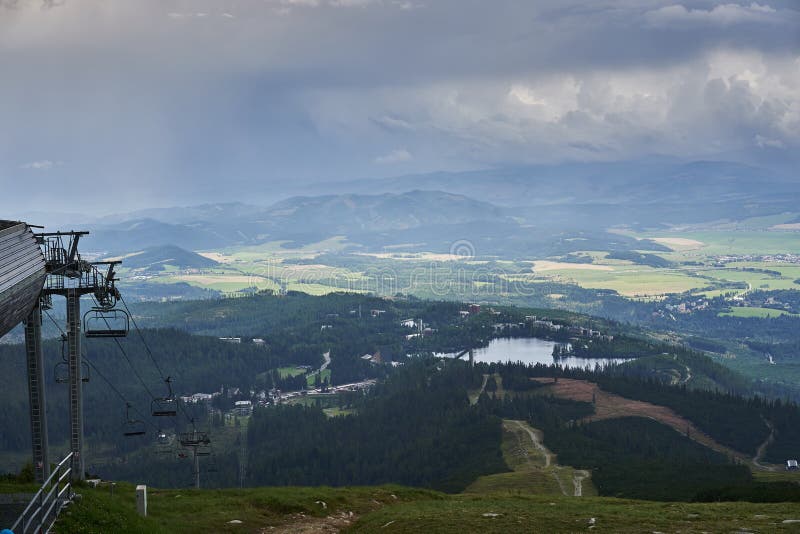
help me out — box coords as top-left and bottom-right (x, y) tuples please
(1, 0), (798, 215)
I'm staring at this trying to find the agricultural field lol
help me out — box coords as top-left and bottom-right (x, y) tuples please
(719, 307), (799, 318)
(531, 262), (702, 297)
(117, 215), (800, 312)
(639, 230), (800, 257)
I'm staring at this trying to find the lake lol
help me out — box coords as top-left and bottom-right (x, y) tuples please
(439, 337), (631, 369)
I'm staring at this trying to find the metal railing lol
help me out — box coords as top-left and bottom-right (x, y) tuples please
(10, 452), (75, 534)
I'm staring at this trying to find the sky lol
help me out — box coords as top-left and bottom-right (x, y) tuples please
(0, 0), (798, 215)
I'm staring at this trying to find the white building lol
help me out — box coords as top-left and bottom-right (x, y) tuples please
(234, 400), (253, 416)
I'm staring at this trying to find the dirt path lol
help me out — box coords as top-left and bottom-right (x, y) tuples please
(681, 364), (692, 385)
(667, 357), (691, 386)
(511, 420), (552, 468)
(533, 377), (768, 469)
(753, 417), (776, 472)
(320, 351), (331, 372)
(470, 374), (489, 405)
(267, 511), (356, 533)
(502, 420), (585, 497)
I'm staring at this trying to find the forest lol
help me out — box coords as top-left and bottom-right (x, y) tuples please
(1, 292), (798, 503)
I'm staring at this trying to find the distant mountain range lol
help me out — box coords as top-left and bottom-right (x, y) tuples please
(82, 190), (512, 254)
(68, 160), (797, 257)
(307, 160), (797, 207)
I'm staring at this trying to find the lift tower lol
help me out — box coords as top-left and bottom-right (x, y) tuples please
(36, 231), (125, 481)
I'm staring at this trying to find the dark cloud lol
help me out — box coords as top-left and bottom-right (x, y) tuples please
(0, 0), (797, 215)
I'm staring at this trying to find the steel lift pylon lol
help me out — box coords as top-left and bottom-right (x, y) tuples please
(29, 231), (128, 482)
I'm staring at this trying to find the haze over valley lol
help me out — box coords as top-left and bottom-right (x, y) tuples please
(1, 1), (799, 532)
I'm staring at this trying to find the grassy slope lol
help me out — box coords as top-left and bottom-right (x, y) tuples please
(465, 419), (596, 497)
(52, 482), (800, 533)
(48, 415), (800, 532)
(351, 495), (800, 533)
(55, 483), (439, 534)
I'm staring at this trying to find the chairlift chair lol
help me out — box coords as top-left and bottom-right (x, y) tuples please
(83, 308), (130, 338)
(152, 376), (178, 417)
(54, 362), (69, 384)
(53, 361), (90, 383)
(155, 430), (173, 454)
(179, 429), (209, 448)
(122, 403), (146, 437)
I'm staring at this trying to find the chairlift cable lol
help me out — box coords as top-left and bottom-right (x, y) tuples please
(43, 308), (67, 338)
(119, 294), (166, 379)
(47, 308), (151, 424)
(82, 356), (160, 433)
(117, 295), (197, 424)
(89, 295), (159, 401)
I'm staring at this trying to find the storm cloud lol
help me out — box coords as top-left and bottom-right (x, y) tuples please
(0, 0), (798, 214)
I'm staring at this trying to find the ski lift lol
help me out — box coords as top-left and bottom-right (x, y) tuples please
(83, 308), (130, 338)
(53, 361), (90, 383)
(54, 362), (69, 384)
(206, 455), (219, 473)
(155, 430), (173, 454)
(54, 335), (70, 383)
(179, 425), (210, 448)
(152, 377), (178, 417)
(123, 403), (146, 437)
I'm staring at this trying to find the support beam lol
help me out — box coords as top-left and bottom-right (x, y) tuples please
(194, 449), (200, 489)
(66, 289), (84, 481)
(24, 304), (49, 484)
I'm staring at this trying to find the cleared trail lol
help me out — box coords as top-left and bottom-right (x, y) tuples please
(498, 419), (592, 497)
(470, 374), (490, 405)
(510, 420), (552, 468)
(753, 417), (776, 472)
(534, 377), (781, 471)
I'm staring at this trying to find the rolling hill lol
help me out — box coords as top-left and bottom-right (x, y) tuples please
(113, 245), (219, 272)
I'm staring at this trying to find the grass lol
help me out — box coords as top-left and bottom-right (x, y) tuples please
(306, 369), (332, 387)
(465, 420), (596, 498)
(532, 264), (704, 297)
(719, 307), (799, 318)
(277, 366), (307, 379)
(50, 479), (800, 533)
(638, 230), (800, 256)
(702, 268), (798, 291)
(349, 494), (800, 533)
(55, 482), (439, 534)
(753, 470), (800, 483)
(0, 481), (39, 493)
(323, 406), (357, 417)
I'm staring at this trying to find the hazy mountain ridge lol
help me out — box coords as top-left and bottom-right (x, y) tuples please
(263, 190), (508, 234)
(307, 160), (797, 207)
(82, 190), (513, 253)
(76, 160), (798, 255)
